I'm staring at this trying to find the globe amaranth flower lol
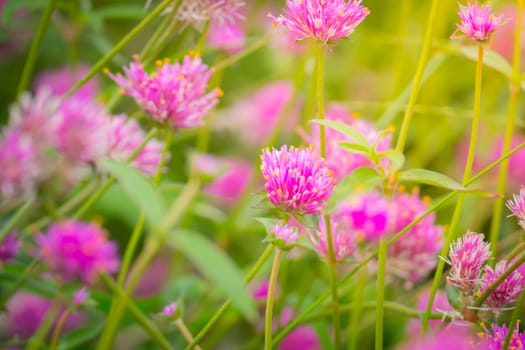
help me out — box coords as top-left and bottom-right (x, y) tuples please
(312, 214), (356, 263)
(105, 54), (221, 130)
(106, 115), (165, 176)
(270, 223), (299, 248)
(507, 187), (525, 232)
(480, 323), (525, 350)
(260, 145), (334, 215)
(34, 64), (99, 100)
(482, 261), (524, 311)
(207, 18), (246, 54)
(0, 129), (40, 200)
(268, 0), (369, 46)
(453, 2), (505, 42)
(0, 231), (21, 266)
(447, 231), (491, 294)
(38, 220), (120, 285)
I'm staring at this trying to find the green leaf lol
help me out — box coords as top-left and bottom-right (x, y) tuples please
(58, 323), (105, 350)
(338, 142), (371, 156)
(445, 284), (461, 310)
(310, 119), (371, 149)
(399, 168), (466, 191)
(377, 150), (405, 171)
(169, 230), (258, 322)
(327, 168), (382, 211)
(100, 159), (166, 228)
(458, 46), (512, 77)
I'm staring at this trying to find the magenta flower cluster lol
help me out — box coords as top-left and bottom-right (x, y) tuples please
(271, 223), (299, 247)
(453, 2), (505, 42)
(260, 145), (335, 215)
(482, 261), (524, 311)
(507, 187), (525, 232)
(38, 220), (120, 285)
(106, 54), (221, 130)
(269, 0), (369, 46)
(480, 323), (525, 350)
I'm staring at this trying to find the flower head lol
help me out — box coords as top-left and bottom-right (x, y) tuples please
(161, 303), (178, 317)
(270, 224), (299, 248)
(207, 18), (245, 54)
(453, 2), (505, 42)
(480, 323), (525, 350)
(312, 214), (356, 262)
(260, 145), (334, 215)
(105, 54), (221, 130)
(268, 0), (369, 46)
(73, 287), (90, 306)
(447, 231), (491, 293)
(482, 261), (524, 311)
(0, 231), (21, 266)
(34, 64), (99, 100)
(507, 188), (525, 232)
(166, 0), (245, 29)
(38, 220), (120, 285)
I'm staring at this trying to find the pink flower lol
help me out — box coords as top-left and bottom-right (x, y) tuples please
(207, 18), (245, 54)
(105, 54), (221, 129)
(0, 231), (21, 266)
(447, 231), (491, 293)
(34, 64), (99, 100)
(54, 98), (110, 163)
(135, 250), (172, 298)
(260, 145), (334, 215)
(0, 129), (40, 200)
(491, 5), (525, 62)
(453, 2), (505, 42)
(312, 214), (356, 262)
(398, 326), (475, 350)
(38, 220), (120, 285)
(106, 115), (165, 176)
(73, 288), (89, 306)
(389, 190), (435, 233)
(480, 323), (525, 350)
(271, 224), (299, 246)
(303, 104), (392, 181)
(482, 261), (524, 311)
(507, 187), (525, 231)
(408, 291), (455, 335)
(278, 308), (321, 350)
(268, 0), (369, 46)
(166, 0), (245, 29)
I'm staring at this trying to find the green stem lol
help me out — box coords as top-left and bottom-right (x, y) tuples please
(66, 0), (174, 97)
(421, 44), (484, 334)
(473, 252), (525, 307)
(348, 268), (367, 350)
(195, 21), (210, 55)
(26, 303), (60, 350)
(488, 0), (523, 257)
(375, 239), (387, 350)
(16, 0), (58, 97)
(214, 35), (271, 72)
(50, 309), (70, 350)
(185, 245), (274, 350)
(72, 178), (115, 219)
(506, 242), (525, 262)
(264, 249), (282, 350)
(0, 260), (39, 309)
(140, 0), (182, 60)
(0, 199), (34, 241)
(395, 0), (440, 153)
(502, 282), (525, 349)
(316, 45), (327, 158)
(175, 320), (202, 350)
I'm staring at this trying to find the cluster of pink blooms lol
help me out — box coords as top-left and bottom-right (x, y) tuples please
(507, 187), (525, 232)
(447, 231), (524, 314)
(480, 323), (525, 350)
(302, 104), (393, 181)
(106, 54), (221, 130)
(269, 0), (369, 46)
(38, 220), (120, 285)
(0, 232), (21, 266)
(260, 145), (335, 215)
(453, 2), (506, 42)
(165, 0), (245, 29)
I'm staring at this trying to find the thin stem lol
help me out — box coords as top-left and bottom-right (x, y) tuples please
(375, 239), (387, 350)
(264, 249), (282, 350)
(421, 44), (484, 334)
(348, 268), (367, 350)
(395, 0), (440, 153)
(489, 0), (523, 257)
(50, 309), (70, 350)
(66, 0), (174, 97)
(506, 242), (525, 262)
(186, 245), (275, 350)
(502, 282), (525, 349)
(195, 21), (210, 55)
(316, 45), (327, 158)
(140, 0), (182, 60)
(0, 260), (40, 309)
(26, 304), (60, 350)
(72, 178), (115, 219)
(175, 320), (202, 350)
(17, 0), (58, 97)
(214, 35), (271, 72)
(117, 214), (145, 287)
(0, 199), (34, 241)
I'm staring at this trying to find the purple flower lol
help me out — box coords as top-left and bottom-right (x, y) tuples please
(0, 129), (40, 200)
(106, 115), (165, 176)
(268, 0), (369, 46)
(507, 187), (525, 232)
(0, 231), (21, 266)
(38, 220), (120, 285)
(161, 303), (177, 317)
(105, 54), (221, 130)
(447, 231), (491, 293)
(34, 64), (99, 100)
(271, 224), (299, 247)
(260, 145), (334, 215)
(480, 323), (525, 350)
(482, 261), (524, 311)
(453, 2), (505, 42)
(312, 214), (356, 262)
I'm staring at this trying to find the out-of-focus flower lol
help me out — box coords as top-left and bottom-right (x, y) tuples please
(260, 145), (334, 215)
(214, 81), (297, 147)
(135, 250), (172, 298)
(105, 54), (221, 130)
(507, 187), (525, 232)
(251, 279), (271, 301)
(0, 231), (21, 266)
(389, 189), (434, 233)
(279, 307), (321, 350)
(270, 224), (299, 248)
(0, 0), (31, 60)
(34, 64), (99, 100)
(312, 214), (356, 262)
(159, 302), (181, 321)
(268, 0), (369, 46)
(38, 220), (120, 285)
(161, 0), (245, 30)
(452, 2), (505, 42)
(207, 18), (245, 54)
(481, 261), (524, 311)
(408, 291), (457, 335)
(492, 5), (525, 62)
(398, 326), (475, 350)
(192, 153), (252, 208)
(73, 288), (89, 306)
(0, 129), (40, 200)
(106, 115), (165, 176)
(479, 322), (525, 350)
(303, 104), (392, 181)
(447, 231), (491, 293)
(54, 98), (110, 163)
